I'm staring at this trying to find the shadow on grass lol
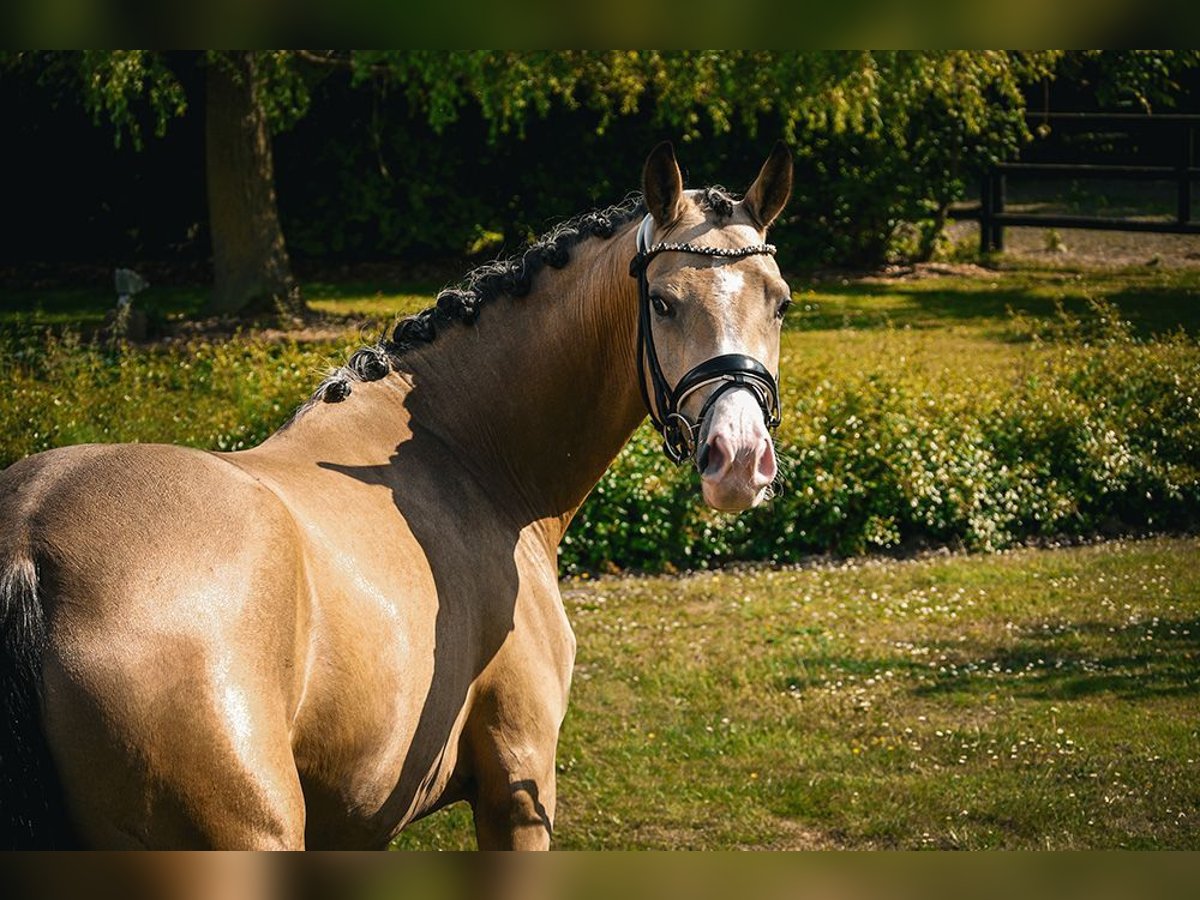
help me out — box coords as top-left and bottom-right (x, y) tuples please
(775, 616), (1199, 703)
(914, 616), (1200, 702)
(786, 272), (1200, 340)
(0, 286), (207, 331)
(773, 656), (932, 692)
(0, 279), (436, 337)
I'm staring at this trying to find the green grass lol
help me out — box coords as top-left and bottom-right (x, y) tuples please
(5, 263), (1199, 338)
(0, 285), (207, 328)
(394, 536), (1200, 849)
(789, 264), (1200, 343)
(0, 280), (432, 330)
(303, 281), (435, 320)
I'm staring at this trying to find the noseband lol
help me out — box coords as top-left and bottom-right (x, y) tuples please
(629, 214), (782, 465)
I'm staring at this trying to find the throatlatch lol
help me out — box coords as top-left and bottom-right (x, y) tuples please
(629, 214), (782, 465)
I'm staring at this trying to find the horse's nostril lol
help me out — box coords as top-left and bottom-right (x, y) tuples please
(700, 435), (730, 479)
(696, 444), (710, 473)
(755, 438), (778, 486)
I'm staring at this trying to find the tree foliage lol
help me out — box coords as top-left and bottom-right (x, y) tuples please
(16, 51), (1070, 150)
(333, 51), (1065, 145)
(4, 51), (1198, 271)
(291, 51), (1070, 264)
(1067, 50), (1200, 113)
(64, 51), (187, 150)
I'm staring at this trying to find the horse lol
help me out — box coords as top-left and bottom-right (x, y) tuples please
(0, 142), (793, 849)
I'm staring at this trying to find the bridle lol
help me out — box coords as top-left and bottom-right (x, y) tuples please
(629, 213), (782, 466)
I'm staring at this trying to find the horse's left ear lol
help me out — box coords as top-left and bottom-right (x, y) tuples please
(743, 141), (793, 230)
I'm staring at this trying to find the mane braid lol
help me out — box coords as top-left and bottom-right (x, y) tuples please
(697, 186), (735, 219)
(308, 194), (646, 405)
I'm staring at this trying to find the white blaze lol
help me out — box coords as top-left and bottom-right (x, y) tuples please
(710, 267), (748, 355)
(711, 268), (745, 310)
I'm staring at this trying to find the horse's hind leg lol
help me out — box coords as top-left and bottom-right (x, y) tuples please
(41, 649), (306, 849)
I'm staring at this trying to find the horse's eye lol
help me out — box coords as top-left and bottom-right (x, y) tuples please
(650, 294), (674, 318)
(775, 297), (792, 320)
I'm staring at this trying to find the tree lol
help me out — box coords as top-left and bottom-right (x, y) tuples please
(241, 52), (1067, 272)
(7, 51), (1197, 294)
(203, 53), (301, 317)
(297, 52), (1067, 266)
(6, 51), (308, 319)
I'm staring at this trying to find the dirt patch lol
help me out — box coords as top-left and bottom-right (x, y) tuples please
(629, 818), (844, 851)
(748, 817), (846, 851)
(946, 219), (1200, 270)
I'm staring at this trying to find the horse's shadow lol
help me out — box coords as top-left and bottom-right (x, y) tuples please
(316, 423), (529, 846)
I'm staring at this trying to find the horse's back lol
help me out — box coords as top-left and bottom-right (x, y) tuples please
(1, 442), (306, 638)
(0, 443), (311, 847)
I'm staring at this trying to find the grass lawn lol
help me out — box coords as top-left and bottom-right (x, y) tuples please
(3, 264), (1198, 404)
(782, 263), (1200, 385)
(0, 280), (433, 331)
(796, 264), (1200, 338)
(395, 536), (1199, 849)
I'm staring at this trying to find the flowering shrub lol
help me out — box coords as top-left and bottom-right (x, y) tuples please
(0, 329), (336, 459)
(563, 304), (1200, 571)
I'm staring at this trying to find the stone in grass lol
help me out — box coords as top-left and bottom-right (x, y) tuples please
(103, 268), (150, 341)
(1043, 229), (1068, 254)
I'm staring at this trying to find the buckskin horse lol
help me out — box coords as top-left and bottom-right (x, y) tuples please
(0, 142), (793, 849)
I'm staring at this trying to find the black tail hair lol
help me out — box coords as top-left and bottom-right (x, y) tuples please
(1, 556), (74, 848)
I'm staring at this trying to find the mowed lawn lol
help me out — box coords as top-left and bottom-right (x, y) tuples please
(396, 536), (1199, 850)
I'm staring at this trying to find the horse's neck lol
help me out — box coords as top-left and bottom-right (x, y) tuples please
(408, 228), (645, 537)
(302, 226), (646, 547)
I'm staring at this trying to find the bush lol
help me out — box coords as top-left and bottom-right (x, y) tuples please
(562, 302), (1200, 571)
(2, 302), (1197, 573)
(0, 328), (331, 459)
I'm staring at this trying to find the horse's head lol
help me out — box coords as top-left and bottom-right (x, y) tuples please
(633, 141), (793, 511)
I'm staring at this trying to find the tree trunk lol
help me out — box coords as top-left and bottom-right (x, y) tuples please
(204, 52), (306, 319)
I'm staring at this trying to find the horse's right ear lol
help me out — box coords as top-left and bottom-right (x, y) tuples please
(642, 141), (686, 228)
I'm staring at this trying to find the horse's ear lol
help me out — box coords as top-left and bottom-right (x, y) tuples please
(743, 141), (793, 230)
(642, 141), (686, 228)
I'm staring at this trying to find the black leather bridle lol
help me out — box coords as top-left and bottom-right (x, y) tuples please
(629, 214), (782, 465)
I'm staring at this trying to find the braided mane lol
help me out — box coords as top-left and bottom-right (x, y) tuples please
(307, 194), (643, 405)
(304, 184), (739, 407)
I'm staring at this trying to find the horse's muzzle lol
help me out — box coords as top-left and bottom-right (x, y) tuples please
(697, 388), (778, 511)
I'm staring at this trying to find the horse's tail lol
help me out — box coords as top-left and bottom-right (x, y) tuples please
(0, 554), (73, 848)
